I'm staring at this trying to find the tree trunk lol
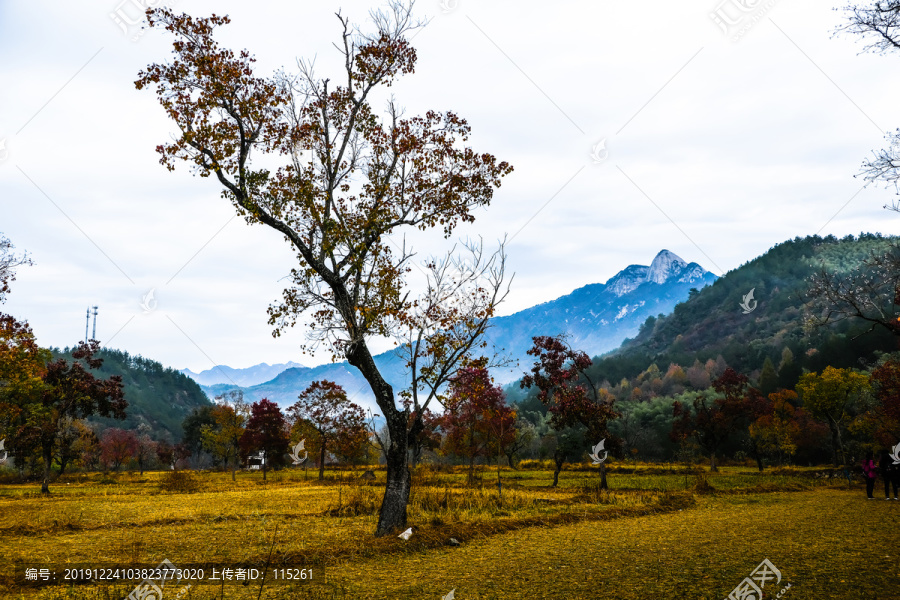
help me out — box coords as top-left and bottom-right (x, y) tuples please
(346, 340), (408, 537)
(319, 439), (326, 481)
(506, 451), (517, 469)
(552, 450), (564, 488)
(829, 416), (848, 469)
(749, 439), (764, 472)
(378, 434), (411, 536)
(41, 445), (52, 494)
(262, 451), (267, 481)
(409, 440), (422, 469)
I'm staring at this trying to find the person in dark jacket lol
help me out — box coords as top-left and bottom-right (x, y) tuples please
(862, 451), (878, 499)
(881, 448), (899, 500)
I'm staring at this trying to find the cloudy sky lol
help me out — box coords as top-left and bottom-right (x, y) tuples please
(1, 0), (897, 374)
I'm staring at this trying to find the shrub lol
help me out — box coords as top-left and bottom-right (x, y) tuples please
(158, 470), (201, 493)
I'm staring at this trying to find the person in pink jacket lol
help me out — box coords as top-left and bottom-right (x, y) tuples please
(862, 450), (878, 499)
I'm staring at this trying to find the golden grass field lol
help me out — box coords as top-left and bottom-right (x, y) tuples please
(2, 463), (898, 599)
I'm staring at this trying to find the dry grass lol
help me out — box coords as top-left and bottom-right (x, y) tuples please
(2, 463), (878, 599)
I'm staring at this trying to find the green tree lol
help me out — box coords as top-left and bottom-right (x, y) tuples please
(777, 347), (802, 391)
(796, 366), (871, 469)
(201, 402), (247, 481)
(758, 356), (779, 397)
(182, 405), (216, 467)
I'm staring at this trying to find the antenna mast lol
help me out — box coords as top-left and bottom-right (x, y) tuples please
(85, 307), (90, 343)
(91, 306), (98, 341)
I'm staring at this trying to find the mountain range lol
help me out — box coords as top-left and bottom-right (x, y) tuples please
(181, 361), (307, 388)
(185, 249), (717, 411)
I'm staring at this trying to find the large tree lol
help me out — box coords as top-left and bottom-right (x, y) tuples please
(288, 380), (367, 480)
(55, 417), (94, 475)
(750, 390), (806, 466)
(712, 368), (770, 472)
(134, 427), (157, 476)
(137, 3), (512, 535)
(870, 358), (900, 442)
(0, 315), (49, 438)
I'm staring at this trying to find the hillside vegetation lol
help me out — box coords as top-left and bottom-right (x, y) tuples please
(589, 233), (897, 387)
(49, 347), (212, 442)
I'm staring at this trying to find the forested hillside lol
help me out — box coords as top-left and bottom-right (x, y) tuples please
(49, 347), (212, 442)
(592, 233), (897, 383)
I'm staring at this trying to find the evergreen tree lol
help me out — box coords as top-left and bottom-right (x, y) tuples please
(758, 356), (779, 396)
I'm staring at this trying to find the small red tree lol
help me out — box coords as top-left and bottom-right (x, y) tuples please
(443, 362), (515, 484)
(240, 398), (290, 481)
(288, 381), (367, 480)
(100, 428), (138, 471)
(173, 443), (192, 470)
(404, 401), (444, 468)
(521, 336), (618, 488)
(156, 441), (174, 470)
(134, 429), (157, 476)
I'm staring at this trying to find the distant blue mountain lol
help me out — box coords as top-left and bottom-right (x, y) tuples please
(193, 250), (716, 410)
(181, 361), (307, 387)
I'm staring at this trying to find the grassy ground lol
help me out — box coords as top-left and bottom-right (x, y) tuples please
(2, 463), (897, 599)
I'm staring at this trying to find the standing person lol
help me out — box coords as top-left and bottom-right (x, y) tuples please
(862, 450), (878, 499)
(880, 450), (891, 500)
(882, 448), (900, 501)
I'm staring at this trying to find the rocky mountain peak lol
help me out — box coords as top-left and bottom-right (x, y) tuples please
(647, 249), (688, 284)
(604, 250), (698, 297)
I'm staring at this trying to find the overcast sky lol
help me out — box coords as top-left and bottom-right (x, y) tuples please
(1, 0), (898, 374)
